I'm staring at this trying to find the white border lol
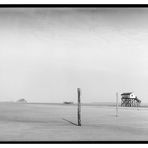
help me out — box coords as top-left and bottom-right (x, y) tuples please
(0, 1), (147, 148)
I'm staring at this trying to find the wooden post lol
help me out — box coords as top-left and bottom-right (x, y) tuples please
(77, 88), (81, 126)
(116, 92), (118, 117)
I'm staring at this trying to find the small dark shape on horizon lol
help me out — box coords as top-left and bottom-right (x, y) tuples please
(16, 98), (27, 103)
(63, 101), (74, 105)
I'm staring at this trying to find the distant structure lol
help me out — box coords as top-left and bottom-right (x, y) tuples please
(121, 92), (141, 107)
(63, 101), (74, 105)
(17, 98), (27, 103)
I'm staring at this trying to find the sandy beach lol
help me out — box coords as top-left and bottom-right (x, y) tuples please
(0, 103), (147, 141)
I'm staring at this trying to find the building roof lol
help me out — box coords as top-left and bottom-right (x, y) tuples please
(121, 92), (133, 95)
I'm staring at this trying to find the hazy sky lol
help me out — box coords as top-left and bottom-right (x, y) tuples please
(0, 8), (148, 103)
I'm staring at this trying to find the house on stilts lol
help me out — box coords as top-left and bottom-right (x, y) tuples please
(121, 92), (141, 107)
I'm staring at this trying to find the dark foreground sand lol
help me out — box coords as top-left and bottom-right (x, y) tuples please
(0, 103), (147, 141)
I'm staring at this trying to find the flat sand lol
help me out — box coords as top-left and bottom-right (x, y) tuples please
(0, 103), (147, 141)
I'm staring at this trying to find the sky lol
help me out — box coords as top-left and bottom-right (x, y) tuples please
(0, 8), (148, 103)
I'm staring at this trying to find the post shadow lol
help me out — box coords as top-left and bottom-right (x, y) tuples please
(62, 118), (79, 126)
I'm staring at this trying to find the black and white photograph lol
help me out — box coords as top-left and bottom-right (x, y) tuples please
(0, 5), (148, 142)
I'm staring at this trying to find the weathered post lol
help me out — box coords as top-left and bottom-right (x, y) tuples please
(77, 88), (81, 126)
(116, 92), (118, 117)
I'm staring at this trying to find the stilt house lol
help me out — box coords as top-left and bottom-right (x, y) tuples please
(121, 92), (141, 107)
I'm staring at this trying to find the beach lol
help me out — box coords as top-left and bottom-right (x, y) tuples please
(0, 102), (147, 141)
